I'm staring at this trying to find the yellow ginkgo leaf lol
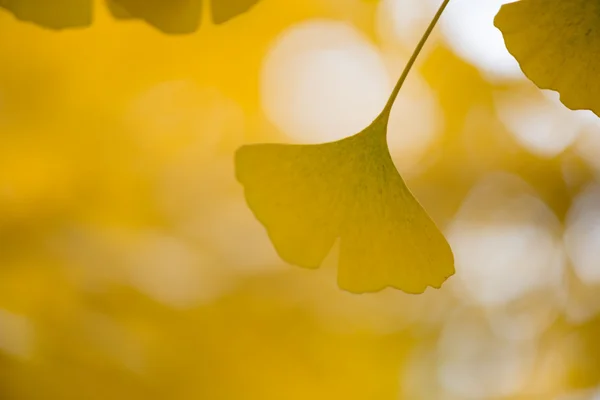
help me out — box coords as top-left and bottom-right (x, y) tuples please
(0, 0), (91, 29)
(235, 0), (454, 294)
(495, 0), (600, 115)
(107, 0), (261, 34)
(236, 115), (454, 294)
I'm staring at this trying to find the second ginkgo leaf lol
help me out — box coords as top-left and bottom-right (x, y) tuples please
(495, 0), (600, 116)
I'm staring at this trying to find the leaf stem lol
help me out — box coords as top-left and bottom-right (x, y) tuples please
(380, 0), (451, 120)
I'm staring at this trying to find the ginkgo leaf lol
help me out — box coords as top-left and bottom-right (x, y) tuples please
(495, 0), (600, 115)
(235, 115), (454, 294)
(0, 0), (261, 32)
(107, 0), (262, 34)
(235, 0), (454, 294)
(211, 0), (260, 24)
(0, 0), (92, 29)
(107, 0), (203, 34)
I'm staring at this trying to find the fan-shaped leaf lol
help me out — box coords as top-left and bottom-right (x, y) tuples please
(108, 0), (262, 34)
(0, 0), (91, 29)
(235, 115), (454, 294)
(495, 0), (600, 115)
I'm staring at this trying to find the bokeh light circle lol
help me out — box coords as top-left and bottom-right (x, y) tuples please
(376, 0), (437, 48)
(494, 90), (584, 157)
(447, 173), (566, 306)
(435, 0), (523, 81)
(261, 20), (392, 143)
(437, 310), (536, 398)
(385, 58), (444, 174)
(564, 184), (600, 285)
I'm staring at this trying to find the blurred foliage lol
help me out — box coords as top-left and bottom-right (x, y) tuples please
(0, 0), (262, 32)
(0, 0), (92, 29)
(1, 0), (600, 399)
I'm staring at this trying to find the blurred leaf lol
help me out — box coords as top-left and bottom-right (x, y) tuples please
(495, 0), (600, 115)
(0, 0), (92, 29)
(106, 0), (203, 34)
(0, 0), (261, 32)
(107, 0), (262, 34)
(235, 115), (454, 294)
(211, 0), (261, 24)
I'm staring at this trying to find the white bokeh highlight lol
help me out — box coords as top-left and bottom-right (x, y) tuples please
(385, 55), (444, 174)
(447, 173), (566, 306)
(574, 117), (600, 174)
(376, 0), (437, 48)
(564, 184), (600, 285)
(494, 90), (586, 157)
(261, 20), (392, 143)
(437, 310), (536, 399)
(436, 0), (523, 81)
(485, 291), (565, 342)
